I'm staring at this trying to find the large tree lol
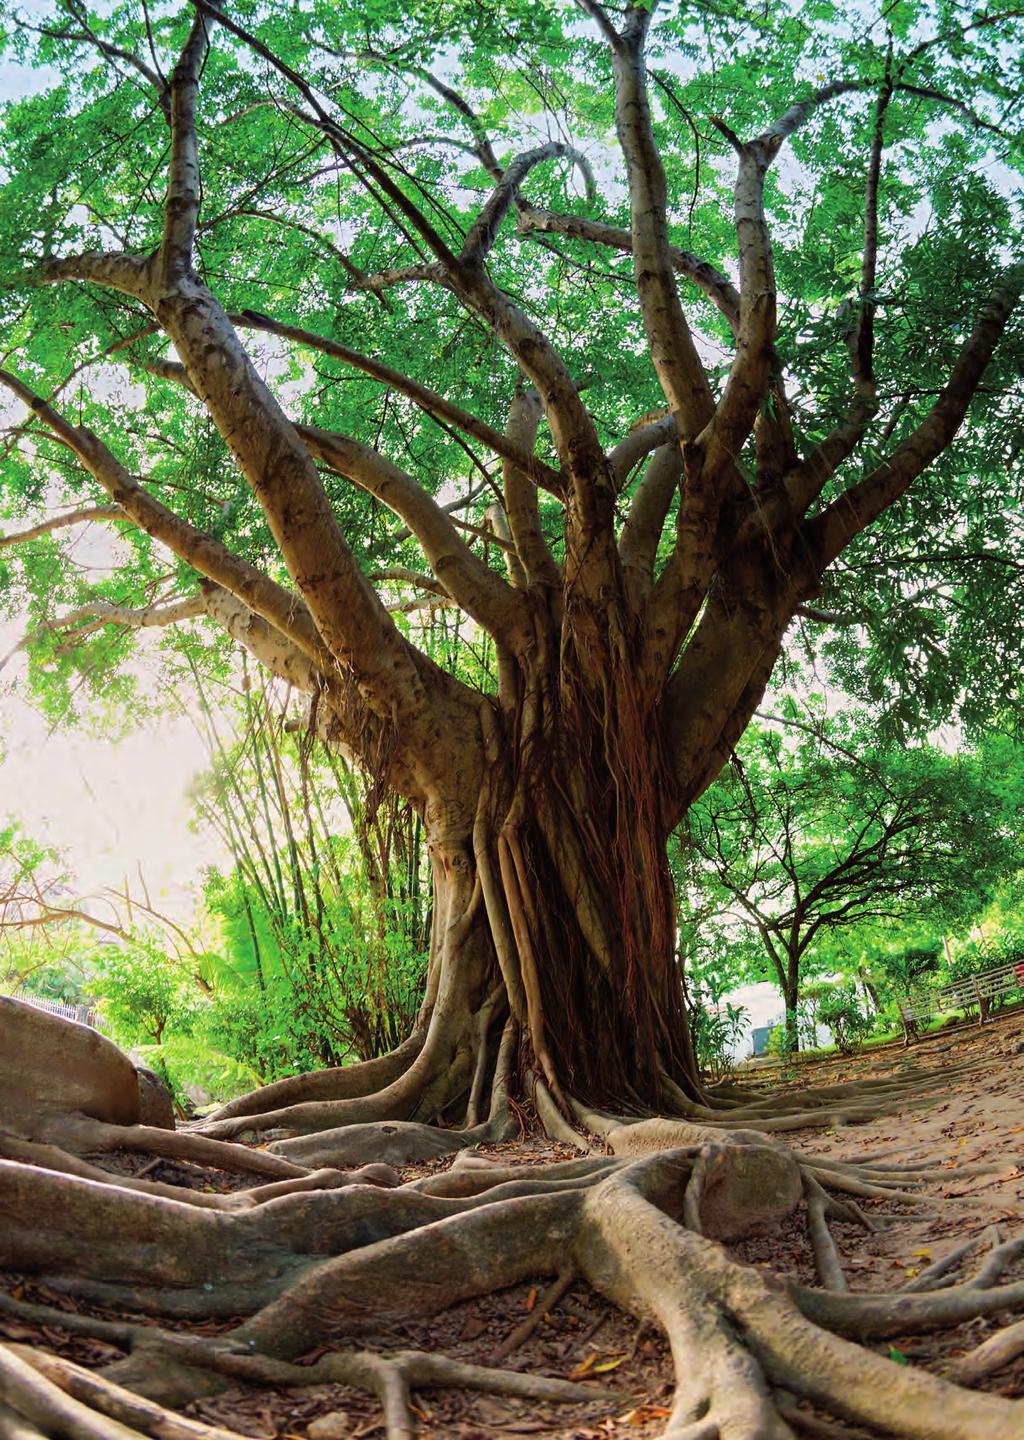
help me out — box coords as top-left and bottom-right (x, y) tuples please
(1, 4), (1024, 1437)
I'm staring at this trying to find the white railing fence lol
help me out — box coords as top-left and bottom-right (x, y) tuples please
(8, 993), (99, 1028)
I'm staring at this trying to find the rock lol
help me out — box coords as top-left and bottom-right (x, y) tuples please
(268, 1120), (471, 1167)
(307, 1412), (351, 1439)
(135, 1066), (176, 1130)
(697, 1143), (803, 1242)
(0, 996), (141, 1127)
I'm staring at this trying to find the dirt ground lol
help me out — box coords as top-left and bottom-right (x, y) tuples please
(3, 1006), (1023, 1439)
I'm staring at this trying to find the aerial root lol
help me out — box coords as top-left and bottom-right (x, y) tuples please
(489, 1270), (574, 1362)
(899, 1225), (1000, 1293)
(0, 1399), (48, 1440)
(776, 1402), (850, 1438)
(799, 1164), (952, 1208)
(0, 1293), (138, 1348)
(99, 1126), (308, 1180)
(192, 1028), (495, 1146)
(681, 1146), (712, 1234)
(794, 1274), (1024, 1338)
(200, 1034), (424, 1124)
(965, 1232), (1024, 1288)
(38, 1115), (311, 1181)
(571, 1151), (1024, 1439)
(0, 1132), (359, 1211)
(407, 1152), (620, 1197)
(224, 1188), (585, 1364)
(955, 1316), (1024, 1383)
(5, 1126), (1024, 1440)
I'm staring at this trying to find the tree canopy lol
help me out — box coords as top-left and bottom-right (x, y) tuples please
(0, 0), (1021, 735)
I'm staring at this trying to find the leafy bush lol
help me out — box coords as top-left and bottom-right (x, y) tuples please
(92, 936), (197, 1048)
(690, 997), (748, 1078)
(132, 1035), (264, 1110)
(815, 985), (873, 1053)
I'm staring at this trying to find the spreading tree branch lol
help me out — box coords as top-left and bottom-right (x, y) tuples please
(0, 369), (328, 667)
(501, 389), (561, 590)
(160, 4), (217, 283)
(590, 5), (715, 437)
(461, 143), (594, 263)
(812, 266), (1024, 566)
(228, 310), (563, 495)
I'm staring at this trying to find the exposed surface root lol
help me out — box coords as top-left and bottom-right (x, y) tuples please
(1, 1344), (252, 1439)
(5, 1021), (1024, 1440)
(8, 1341), (615, 1440)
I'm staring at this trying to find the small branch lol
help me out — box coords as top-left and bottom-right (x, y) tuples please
(161, 6), (218, 282)
(0, 369), (328, 667)
(296, 425), (524, 646)
(230, 309), (563, 495)
(490, 1271), (574, 1361)
(955, 1315), (1024, 1384)
(40, 249), (149, 299)
(36, 3), (170, 120)
(515, 205), (740, 332)
(0, 505), (123, 549)
(804, 1174), (847, 1292)
(462, 143), (594, 263)
(813, 266), (1024, 565)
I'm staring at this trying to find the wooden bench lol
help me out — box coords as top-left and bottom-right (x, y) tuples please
(898, 961), (1024, 1042)
(897, 991), (941, 1045)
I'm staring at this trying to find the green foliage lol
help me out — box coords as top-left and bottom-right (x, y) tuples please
(0, 0), (1022, 1094)
(185, 674), (429, 1077)
(685, 980), (748, 1079)
(92, 936), (197, 1049)
(131, 1035), (264, 1111)
(766, 1023), (799, 1060)
(682, 704), (1022, 1039)
(814, 984), (873, 1054)
(0, 0), (1019, 737)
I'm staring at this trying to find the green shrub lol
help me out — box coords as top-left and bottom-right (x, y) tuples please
(816, 985), (873, 1053)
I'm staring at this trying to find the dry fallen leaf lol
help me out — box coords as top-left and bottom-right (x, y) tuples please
(568, 1351), (599, 1380)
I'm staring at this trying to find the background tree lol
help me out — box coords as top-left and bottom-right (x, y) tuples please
(687, 708), (1019, 1049)
(188, 663), (430, 1074)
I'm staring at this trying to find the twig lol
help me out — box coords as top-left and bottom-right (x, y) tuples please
(490, 1271), (573, 1362)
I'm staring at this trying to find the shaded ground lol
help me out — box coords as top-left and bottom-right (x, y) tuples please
(3, 1006), (1023, 1438)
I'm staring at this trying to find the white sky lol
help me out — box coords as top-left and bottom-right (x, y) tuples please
(0, 31), (231, 920)
(0, 628), (226, 919)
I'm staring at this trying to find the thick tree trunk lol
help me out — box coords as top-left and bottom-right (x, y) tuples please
(200, 703), (705, 1146)
(416, 704), (703, 1123)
